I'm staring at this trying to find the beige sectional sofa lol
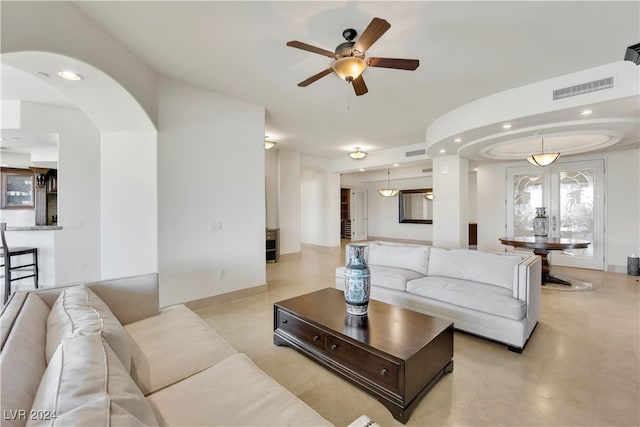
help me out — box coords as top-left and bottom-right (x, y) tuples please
(0, 274), (331, 426)
(336, 241), (542, 352)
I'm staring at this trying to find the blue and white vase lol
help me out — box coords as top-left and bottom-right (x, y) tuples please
(343, 244), (371, 316)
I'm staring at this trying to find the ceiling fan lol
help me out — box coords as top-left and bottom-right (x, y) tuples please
(287, 17), (419, 96)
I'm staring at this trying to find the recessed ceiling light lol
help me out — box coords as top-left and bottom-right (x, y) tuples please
(581, 109), (593, 115)
(439, 149), (446, 154)
(454, 138), (462, 143)
(57, 71), (84, 81)
(473, 168), (478, 172)
(393, 163), (399, 167)
(34, 72), (50, 78)
(502, 123), (512, 129)
(359, 168), (366, 172)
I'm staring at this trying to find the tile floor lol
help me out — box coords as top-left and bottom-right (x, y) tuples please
(196, 243), (640, 427)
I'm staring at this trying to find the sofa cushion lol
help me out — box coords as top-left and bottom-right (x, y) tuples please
(146, 353), (332, 426)
(336, 265), (423, 292)
(46, 285), (132, 372)
(428, 248), (520, 291)
(407, 276), (526, 320)
(0, 294), (49, 427)
(367, 243), (430, 275)
(125, 304), (237, 395)
(27, 333), (158, 427)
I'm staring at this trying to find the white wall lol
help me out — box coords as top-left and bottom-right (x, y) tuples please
(605, 149), (639, 270)
(157, 77), (265, 307)
(433, 155), (469, 249)
(477, 148), (640, 270)
(278, 150), (301, 254)
(265, 148), (278, 230)
(100, 132), (157, 279)
(19, 101), (102, 286)
(300, 155), (340, 247)
(341, 168), (434, 243)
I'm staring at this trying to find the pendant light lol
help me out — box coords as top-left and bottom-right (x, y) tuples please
(527, 137), (560, 167)
(378, 168), (399, 197)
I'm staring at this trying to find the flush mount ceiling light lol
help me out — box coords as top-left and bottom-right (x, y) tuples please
(348, 147), (367, 160)
(378, 168), (399, 197)
(57, 71), (83, 81)
(527, 137), (560, 167)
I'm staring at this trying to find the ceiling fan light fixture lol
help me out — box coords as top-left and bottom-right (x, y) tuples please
(332, 57), (367, 82)
(526, 137), (560, 167)
(348, 147), (367, 160)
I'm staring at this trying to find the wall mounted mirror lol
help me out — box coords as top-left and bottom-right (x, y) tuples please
(399, 189), (433, 224)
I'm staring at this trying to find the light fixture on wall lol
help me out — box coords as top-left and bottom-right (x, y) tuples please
(527, 136), (560, 167)
(264, 140), (277, 150)
(424, 191), (434, 200)
(348, 147), (367, 160)
(378, 168), (399, 197)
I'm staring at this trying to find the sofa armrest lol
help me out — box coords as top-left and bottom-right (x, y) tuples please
(86, 273), (159, 325)
(516, 255), (541, 321)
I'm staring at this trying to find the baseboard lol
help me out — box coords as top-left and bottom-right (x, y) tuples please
(186, 284), (268, 311)
(607, 264), (628, 274)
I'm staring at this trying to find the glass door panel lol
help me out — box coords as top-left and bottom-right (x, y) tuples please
(550, 160), (603, 269)
(507, 160), (604, 270)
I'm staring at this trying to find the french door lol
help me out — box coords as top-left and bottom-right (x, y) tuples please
(351, 188), (368, 241)
(506, 160), (604, 270)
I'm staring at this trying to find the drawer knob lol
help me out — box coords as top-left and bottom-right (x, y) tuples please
(313, 335), (320, 341)
(380, 368), (388, 376)
(331, 344), (338, 351)
(282, 319), (288, 324)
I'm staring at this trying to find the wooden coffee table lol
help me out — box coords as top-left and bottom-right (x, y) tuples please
(273, 288), (453, 424)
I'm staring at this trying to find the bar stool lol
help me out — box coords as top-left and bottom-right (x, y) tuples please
(1, 223), (39, 304)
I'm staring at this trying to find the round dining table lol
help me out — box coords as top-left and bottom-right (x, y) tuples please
(499, 237), (591, 286)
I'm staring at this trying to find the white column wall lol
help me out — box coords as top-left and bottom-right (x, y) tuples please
(157, 77), (265, 307)
(100, 131), (157, 279)
(433, 155), (469, 248)
(278, 150), (301, 254)
(265, 148), (279, 230)
(300, 155), (340, 247)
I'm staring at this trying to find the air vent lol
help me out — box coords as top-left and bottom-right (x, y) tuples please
(422, 168), (433, 173)
(405, 149), (426, 157)
(552, 77), (614, 100)
(624, 42), (640, 65)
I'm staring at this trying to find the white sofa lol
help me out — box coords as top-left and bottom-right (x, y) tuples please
(0, 274), (332, 426)
(335, 242), (541, 352)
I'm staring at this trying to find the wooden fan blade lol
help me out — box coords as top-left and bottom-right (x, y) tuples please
(297, 68), (334, 87)
(352, 75), (368, 96)
(367, 57), (420, 70)
(354, 17), (391, 52)
(287, 41), (336, 58)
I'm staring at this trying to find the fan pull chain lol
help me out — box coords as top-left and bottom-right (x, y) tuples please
(346, 82), (351, 111)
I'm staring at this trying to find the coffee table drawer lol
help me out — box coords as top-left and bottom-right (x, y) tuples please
(326, 334), (399, 389)
(277, 310), (325, 350)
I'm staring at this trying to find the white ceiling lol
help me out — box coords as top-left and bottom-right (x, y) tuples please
(2, 1), (639, 166)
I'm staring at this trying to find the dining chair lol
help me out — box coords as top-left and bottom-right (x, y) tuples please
(1, 223), (39, 304)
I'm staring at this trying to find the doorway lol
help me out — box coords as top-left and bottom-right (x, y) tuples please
(506, 160), (605, 270)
